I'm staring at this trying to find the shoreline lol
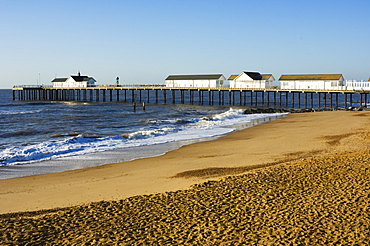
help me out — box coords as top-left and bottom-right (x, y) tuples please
(0, 114), (284, 180)
(1, 110), (370, 215)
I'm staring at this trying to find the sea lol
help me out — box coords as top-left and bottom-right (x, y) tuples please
(0, 89), (286, 180)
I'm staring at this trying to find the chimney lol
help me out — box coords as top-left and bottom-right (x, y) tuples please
(78, 71), (81, 76)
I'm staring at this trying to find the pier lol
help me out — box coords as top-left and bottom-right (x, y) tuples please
(12, 86), (370, 109)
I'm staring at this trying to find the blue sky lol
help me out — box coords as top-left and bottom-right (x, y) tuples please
(1, 0), (370, 88)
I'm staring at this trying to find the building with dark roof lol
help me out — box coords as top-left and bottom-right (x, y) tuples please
(229, 71), (275, 89)
(51, 72), (96, 88)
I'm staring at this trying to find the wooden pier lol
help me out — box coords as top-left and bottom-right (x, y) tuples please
(11, 86), (370, 109)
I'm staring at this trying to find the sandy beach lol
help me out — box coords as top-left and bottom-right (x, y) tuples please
(1, 110), (370, 244)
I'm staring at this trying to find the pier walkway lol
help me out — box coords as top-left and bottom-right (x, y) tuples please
(12, 86), (370, 109)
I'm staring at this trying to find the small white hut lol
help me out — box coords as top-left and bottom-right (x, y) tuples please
(229, 72), (274, 89)
(52, 72), (96, 88)
(279, 74), (345, 90)
(165, 74), (226, 88)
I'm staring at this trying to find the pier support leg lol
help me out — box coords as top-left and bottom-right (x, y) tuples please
(96, 90), (100, 102)
(279, 92), (282, 107)
(285, 92), (288, 108)
(330, 93), (333, 109)
(304, 93), (307, 108)
(255, 91), (258, 106)
(365, 93), (368, 107)
(102, 90), (106, 102)
(317, 93), (321, 109)
(181, 90), (185, 104)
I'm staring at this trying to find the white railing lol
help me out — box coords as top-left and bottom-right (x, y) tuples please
(13, 81), (370, 92)
(345, 80), (370, 90)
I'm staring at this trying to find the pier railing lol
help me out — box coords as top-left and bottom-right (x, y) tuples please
(13, 85), (45, 89)
(346, 81), (370, 91)
(13, 84), (370, 92)
(13, 84), (167, 89)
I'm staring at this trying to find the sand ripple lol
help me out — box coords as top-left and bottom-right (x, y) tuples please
(1, 150), (370, 245)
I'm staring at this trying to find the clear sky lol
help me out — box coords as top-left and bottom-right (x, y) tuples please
(1, 0), (370, 88)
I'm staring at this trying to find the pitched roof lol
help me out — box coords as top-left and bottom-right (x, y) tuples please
(279, 74), (343, 81)
(71, 76), (91, 82)
(51, 78), (67, 82)
(165, 74), (224, 80)
(228, 75), (238, 80)
(244, 72), (262, 80)
(261, 74), (274, 80)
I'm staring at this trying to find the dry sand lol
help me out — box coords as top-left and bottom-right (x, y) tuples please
(1, 110), (370, 244)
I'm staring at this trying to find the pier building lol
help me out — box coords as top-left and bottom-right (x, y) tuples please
(229, 72), (274, 89)
(279, 74), (345, 90)
(51, 72), (96, 88)
(165, 74), (226, 88)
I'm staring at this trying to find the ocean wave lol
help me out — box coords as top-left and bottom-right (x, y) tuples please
(0, 103), (26, 107)
(125, 127), (178, 139)
(0, 109), (43, 115)
(0, 108), (287, 166)
(0, 135), (124, 165)
(0, 129), (51, 138)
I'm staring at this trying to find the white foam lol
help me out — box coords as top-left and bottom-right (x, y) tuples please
(0, 108), (287, 166)
(0, 109), (43, 115)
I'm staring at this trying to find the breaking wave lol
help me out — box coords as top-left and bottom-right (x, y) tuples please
(0, 108), (286, 166)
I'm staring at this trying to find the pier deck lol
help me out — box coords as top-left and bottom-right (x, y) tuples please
(12, 86), (370, 109)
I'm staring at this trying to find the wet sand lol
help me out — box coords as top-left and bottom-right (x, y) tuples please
(1, 111), (370, 244)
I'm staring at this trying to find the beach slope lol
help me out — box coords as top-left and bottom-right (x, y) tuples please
(1, 111), (369, 214)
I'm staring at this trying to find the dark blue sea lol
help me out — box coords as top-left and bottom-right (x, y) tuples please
(0, 89), (285, 179)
